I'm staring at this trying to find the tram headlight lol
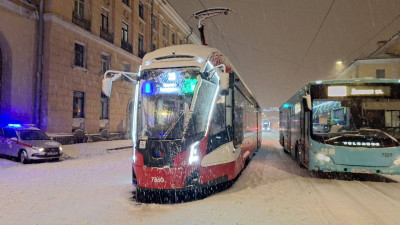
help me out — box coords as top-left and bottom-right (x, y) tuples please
(394, 158), (400, 166)
(189, 141), (200, 165)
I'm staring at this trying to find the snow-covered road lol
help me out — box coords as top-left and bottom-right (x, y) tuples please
(1, 132), (400, 225)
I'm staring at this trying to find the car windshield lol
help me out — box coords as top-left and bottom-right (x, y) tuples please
(19, 130), (51, 140)
(138, 67), (200, 139)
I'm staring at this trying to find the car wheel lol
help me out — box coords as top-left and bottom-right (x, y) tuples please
(19, 150), (29, 164)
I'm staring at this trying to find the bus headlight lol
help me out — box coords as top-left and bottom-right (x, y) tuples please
(189, 141), (200, 164)
(394, 159), (400, 166)
(316, 153), (331, 162)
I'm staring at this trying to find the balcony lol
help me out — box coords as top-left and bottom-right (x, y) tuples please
(121, 40), (133, 53)
(138, 50), (146, 59)
(72, 11), (91, 32)
(100, 28), (114, 44)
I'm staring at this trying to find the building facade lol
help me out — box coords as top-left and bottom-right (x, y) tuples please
(337, 31), (400, 80)
(0, 0), (200, 137)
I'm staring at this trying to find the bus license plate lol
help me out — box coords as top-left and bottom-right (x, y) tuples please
(351, 169), (373, 174)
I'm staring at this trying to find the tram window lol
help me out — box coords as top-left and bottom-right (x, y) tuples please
(189, 80), (217, 136)
(210, 95), (226, 136)
(234, 88), (245, 145)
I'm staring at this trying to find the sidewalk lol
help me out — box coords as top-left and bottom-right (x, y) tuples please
(61, 140), (133, 159)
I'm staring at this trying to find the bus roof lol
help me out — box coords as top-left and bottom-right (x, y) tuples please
(280, 78), (400, 109)
(309, 78), (400, 85)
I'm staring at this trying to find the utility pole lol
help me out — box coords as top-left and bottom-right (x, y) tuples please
(35, 0), (44, 128)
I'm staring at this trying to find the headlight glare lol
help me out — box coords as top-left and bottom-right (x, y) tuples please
(189, 141), (200, 164)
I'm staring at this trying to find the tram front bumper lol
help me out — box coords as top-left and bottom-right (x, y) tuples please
(132, 165), (199, 190)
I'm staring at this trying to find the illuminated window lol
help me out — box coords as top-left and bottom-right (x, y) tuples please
(73, 91), (85, 118)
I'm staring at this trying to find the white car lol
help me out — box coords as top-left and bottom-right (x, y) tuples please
(0, 124), (63, 163)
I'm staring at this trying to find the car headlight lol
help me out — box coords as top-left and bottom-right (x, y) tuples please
(59, 146), (63, 153)
(32, 146), (45, 152)
(189, 141), (200, 164)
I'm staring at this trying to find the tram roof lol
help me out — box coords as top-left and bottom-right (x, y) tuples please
(141, 44), (217, 70)
(141, 44), (260, 108)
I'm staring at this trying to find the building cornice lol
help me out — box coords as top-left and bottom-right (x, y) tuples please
(155, 0), (200, 44)
(44, 13), (142, 64)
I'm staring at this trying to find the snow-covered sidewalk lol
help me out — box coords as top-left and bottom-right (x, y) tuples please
(62, 139), (133, 159)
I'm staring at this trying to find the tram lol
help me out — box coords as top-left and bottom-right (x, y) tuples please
(103, 44), (261, 202)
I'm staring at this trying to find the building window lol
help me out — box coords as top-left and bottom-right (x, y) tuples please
(73, 91), (85, 118)
(152, 14), (157, 30)
(179, 39), (183, 45)
(122, 22), (129, 42)
(122, 0), (129, 7)
(101, 9), (109, 31)
(376, 69), (385, 78)
(139, 1), (144, 20)
(138, 33), (144, 53)
(74, 43), (85, 68)
(385, 111), (400, 127)
(100, 93), (109, 119)
(74, 0), (85, 17)
(101, 54), (111, 74)
(171, 31), (175, 45)
(162, 23), (166, 38)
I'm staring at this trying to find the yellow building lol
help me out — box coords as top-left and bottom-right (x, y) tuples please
(337, 31), (400, 79)
(0, 0), (200, 140)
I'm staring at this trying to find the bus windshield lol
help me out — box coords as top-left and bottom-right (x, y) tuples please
(310, 83), (400, 147)
(138, 67), (200, 139)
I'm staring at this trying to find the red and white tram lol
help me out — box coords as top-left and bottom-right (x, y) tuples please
(104, 44), (261, 202)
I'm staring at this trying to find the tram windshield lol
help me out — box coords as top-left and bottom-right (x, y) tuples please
(138, 67), (200, 139)
(310, 83), (400, 147)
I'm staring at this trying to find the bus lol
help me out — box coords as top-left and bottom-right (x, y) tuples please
(279, 79), (400, 174)
(103, 44), (261, 202)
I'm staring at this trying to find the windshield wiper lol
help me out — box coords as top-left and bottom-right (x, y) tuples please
(162, 112), (185, 139)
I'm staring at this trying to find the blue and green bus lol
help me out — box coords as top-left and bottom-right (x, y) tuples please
(279, 79), (400, 174)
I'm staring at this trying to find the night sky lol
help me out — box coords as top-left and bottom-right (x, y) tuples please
(168, 0), (400, 108)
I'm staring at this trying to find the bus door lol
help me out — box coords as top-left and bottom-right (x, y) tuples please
(303, 110), (310, 165)
(285, 107), (292, 153)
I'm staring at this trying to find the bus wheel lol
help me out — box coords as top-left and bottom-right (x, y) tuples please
(282, 138), (289, 154)
(296, 144), (305, 168)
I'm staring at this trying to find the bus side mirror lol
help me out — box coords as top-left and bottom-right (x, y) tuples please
(302, 95), (312, 111)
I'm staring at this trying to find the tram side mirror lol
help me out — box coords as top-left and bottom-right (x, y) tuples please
(102, 71), (138, 98)
(302, 94), (312, 111)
